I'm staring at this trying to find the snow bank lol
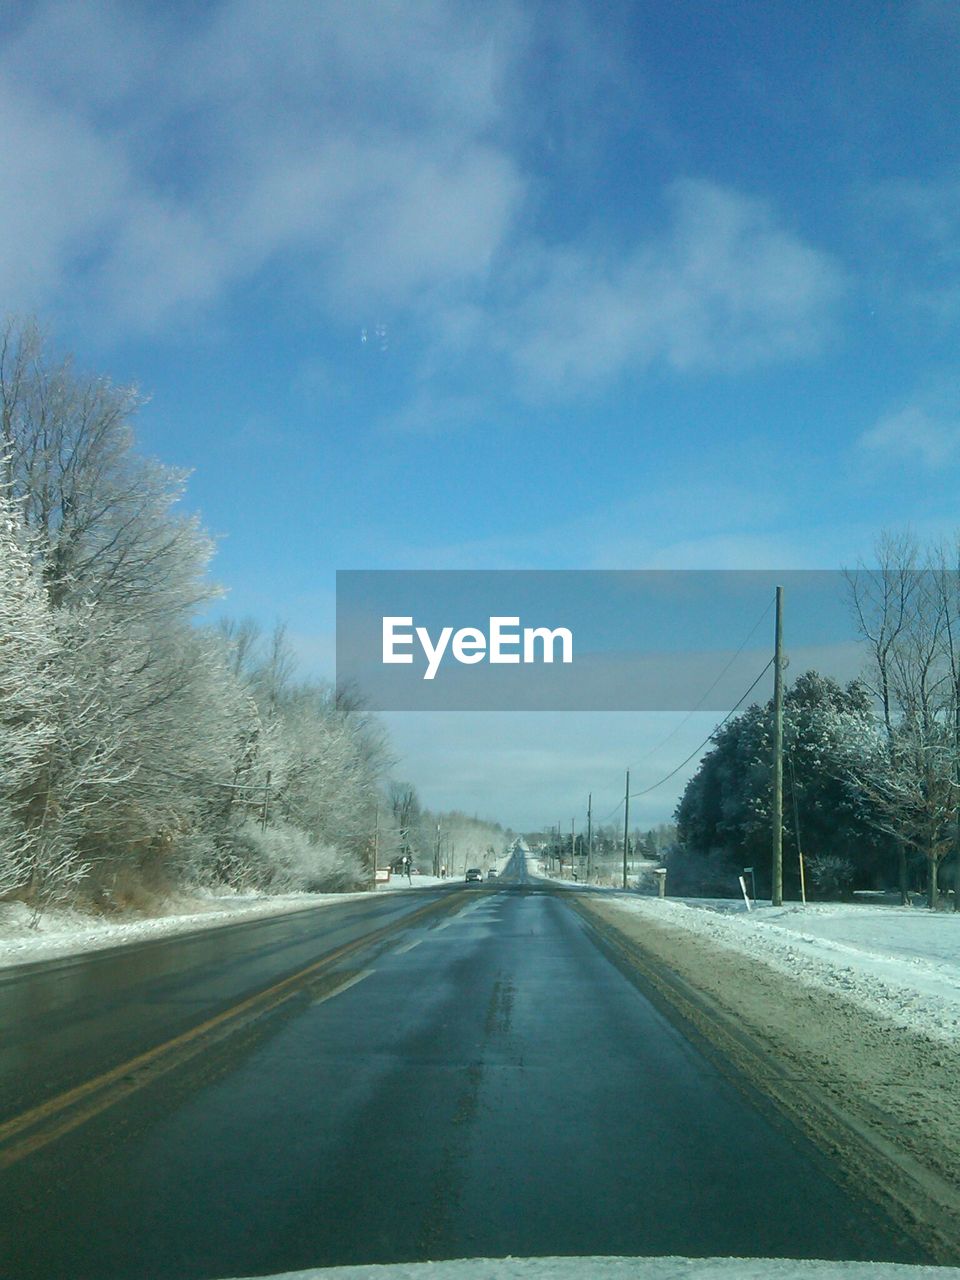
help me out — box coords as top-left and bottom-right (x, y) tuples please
(0, 875), (436, 971)
(0, 891), (354, 970)
(0, 871), (451, 970)
(602, 897), (960, 1046)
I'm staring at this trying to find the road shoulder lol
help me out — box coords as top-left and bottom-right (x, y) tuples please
(570, 893), (960, 1264)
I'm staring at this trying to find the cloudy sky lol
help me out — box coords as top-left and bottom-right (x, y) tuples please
(3, 0), (959, 830)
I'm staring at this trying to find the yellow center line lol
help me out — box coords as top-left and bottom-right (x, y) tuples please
(0, 892), (461, 1168)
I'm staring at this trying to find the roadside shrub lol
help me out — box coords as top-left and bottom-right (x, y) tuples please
(806, 853), (854, 899)
(634, 860), (664, 892)
(226, 821), (364, 892)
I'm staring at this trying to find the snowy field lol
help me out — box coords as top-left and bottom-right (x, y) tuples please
(601, 895), (960, 1046)
(0, 874), (446, 971)
(526, 842), (960, 1048)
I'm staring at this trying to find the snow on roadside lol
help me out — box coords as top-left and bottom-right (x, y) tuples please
(0, 875), (446, 971)
(601, 895), (960, 1046)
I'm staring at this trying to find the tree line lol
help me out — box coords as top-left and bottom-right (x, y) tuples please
(0, 320), (501, 920)
(525, 822), (675, 885)
(673, 541), (960, 907)
(387, 782), (505, 877)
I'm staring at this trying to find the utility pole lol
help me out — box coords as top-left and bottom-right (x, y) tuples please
(586, 792), (593, 885)
(373, 807), (380, 887)
(435, 822), (441, 878)
(571, 817), (576, 882)
(622, 769), (630, 890)
(772, 585), (784, 907)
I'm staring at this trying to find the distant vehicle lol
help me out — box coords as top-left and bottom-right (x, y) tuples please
(465, 868), (483, 883)
(486, 869), (498, 880)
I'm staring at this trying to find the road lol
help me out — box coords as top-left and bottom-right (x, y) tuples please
(0, 852), (929, 1278)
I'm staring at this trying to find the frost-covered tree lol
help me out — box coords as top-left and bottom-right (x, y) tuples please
(840, 716), (955, 906)
(203, 621), (393, 892)
(0, 320), (230, 904)
(0, 479), (61, 895)
(419, 809), (505, 878)
(1, 319), (217, 619)
(0, 485), (135, 914)
(0, 318), (479, 911)
(390, 782), (421, 862)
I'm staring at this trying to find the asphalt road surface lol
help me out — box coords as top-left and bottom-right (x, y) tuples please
(0, 854), (929, 1278)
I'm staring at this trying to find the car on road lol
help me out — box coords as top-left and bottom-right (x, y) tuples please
(486, 869), (498, 881)
(465, 867), (483, 883)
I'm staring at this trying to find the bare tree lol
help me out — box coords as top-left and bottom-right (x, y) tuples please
(390, 782), (420, 860)
(846, 535), (920, 902)
(847, 536), (960, 906)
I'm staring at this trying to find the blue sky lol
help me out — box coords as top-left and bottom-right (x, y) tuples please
(2, 0), (959, 830)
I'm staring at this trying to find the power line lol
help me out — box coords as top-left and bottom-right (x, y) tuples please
(628, 657), (775, 802)
(632, 596), (775, 765)
(596, 599), (776, 826)
(599, 795), (626, 825)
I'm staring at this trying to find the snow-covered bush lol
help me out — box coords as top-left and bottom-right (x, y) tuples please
(806, 854), (855, 899)
(226, 821), (364, 892)
(634, 860), (663, 892)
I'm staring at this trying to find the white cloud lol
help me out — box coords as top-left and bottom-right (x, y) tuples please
(0, 2), (842, 398)
(0, 1), (166, 110)
(860, 402), (960, 469)
(0, 0), (527, 333)
(874, 173), (960, 255)
(368, 474), (868, 573)
(505, 181), (844, 391)
(177, 0), (510, 137)
(381, 389), (488, 438)
(863, 172), (960, 321)
(0, 80), (126, 308)
(323, 143), (523, 307)
(96, 197), (233, 328)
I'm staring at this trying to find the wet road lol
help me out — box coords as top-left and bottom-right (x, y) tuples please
(0, 887), (462, 1124)
(0, 858), (928, 1277)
